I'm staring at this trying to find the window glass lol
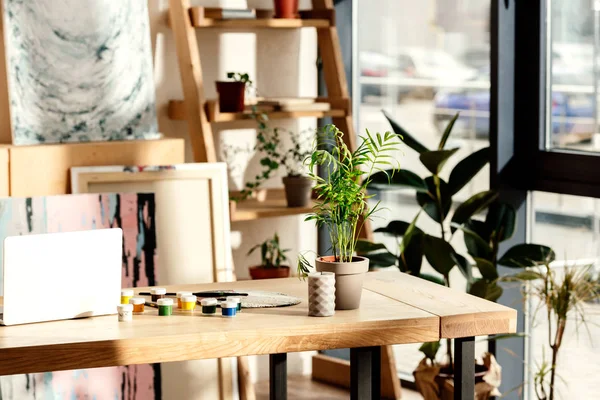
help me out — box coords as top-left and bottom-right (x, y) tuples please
(528, 192), (600, 398)
(548, 0), (599, 151)
(358, 0), (491, 378)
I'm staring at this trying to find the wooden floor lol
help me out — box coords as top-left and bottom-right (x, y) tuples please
(255, 375), (423, 399)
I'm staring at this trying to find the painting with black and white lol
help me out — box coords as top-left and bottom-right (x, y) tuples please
(3, 0), (159, 145)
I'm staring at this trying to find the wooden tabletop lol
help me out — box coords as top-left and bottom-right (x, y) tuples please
(0, 270), (516, 376)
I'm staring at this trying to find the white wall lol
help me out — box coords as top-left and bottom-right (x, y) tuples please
(148, 0), (318, 398)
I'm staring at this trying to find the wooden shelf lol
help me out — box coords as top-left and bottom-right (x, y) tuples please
(188, 7), (332, 29)
(168, 99), (347, 123)
(231, 197), (314, 222)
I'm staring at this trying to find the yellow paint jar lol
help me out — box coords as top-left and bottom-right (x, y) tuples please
(181, 295), (197, 311)
(176, 291), (193, 309)
(121, 289), (134, 305)
(129, 297), (145, 313)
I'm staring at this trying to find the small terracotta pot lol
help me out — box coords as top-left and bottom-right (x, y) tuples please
(315, 256), (369, 310)
(282, 176), (312, 207)
(216, 81), (246, 112)
(273, 0), (299, 19)
(249, 265), (291, 280)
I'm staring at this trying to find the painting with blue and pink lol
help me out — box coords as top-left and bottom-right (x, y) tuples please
(0, 193), (161, 399)
(3, 0), (159, 144)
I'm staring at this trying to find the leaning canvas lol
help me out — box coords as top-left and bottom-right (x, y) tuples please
(3, 0), (159, 144)
(0, 193), (160, 400)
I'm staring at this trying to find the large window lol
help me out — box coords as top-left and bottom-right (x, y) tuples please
(357, 0), (492, 378)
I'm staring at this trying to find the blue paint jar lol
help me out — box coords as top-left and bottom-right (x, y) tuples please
(221, 301), (237, 317)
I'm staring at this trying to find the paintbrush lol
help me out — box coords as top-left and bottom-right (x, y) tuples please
(138, 291), (248, 297)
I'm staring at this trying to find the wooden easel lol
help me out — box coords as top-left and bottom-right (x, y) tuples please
(168, 0), (400, 398)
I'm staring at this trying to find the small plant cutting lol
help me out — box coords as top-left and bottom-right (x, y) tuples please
(500, 247), (600, 400)
(216, 72), (253, 113)
(297, 124), (401, 310)
(247, 233), (291, 280)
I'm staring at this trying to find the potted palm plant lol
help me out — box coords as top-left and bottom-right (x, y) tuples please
(216, 72), (252, 113)
(248, 233), (291, 279)
(297, 124), (401, 309)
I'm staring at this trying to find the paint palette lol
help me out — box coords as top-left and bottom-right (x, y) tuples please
(237, 290), (301, 308)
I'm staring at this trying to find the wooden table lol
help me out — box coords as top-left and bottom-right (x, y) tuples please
(0, 271), (516, 400)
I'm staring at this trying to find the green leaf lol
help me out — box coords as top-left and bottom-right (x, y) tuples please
(419, 341), (441, 361)
(417, 177), (451, 223)
(399, 211), (421, 255)
(400, 232), (424, 275)
(451, 191), (499, 233)
(452, 253), (472, 282)
(502, 270), (544, 282)
(419, 148), (459, 175)
(419, 273), (446, 286)
(469, 279), (503, 302)
(485, 201), (517, 242)
(473, 257), (498, 280)
(423, 235), (456, 276)
(363, 252), (398, 269)
(458, 219), (492, 259)
(375, 220), (422, 237)
(355, 240), (388, 254)
(438, 113), (459, 150)
(368, 169), (428, 192)
(498, 244), (556, 268)
(448, 147), (490, 195)
(382, 109), (430, 154)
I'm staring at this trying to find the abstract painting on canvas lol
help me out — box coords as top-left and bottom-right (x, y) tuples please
(3, 1), (159, 144)
(0, 193), (160, 400)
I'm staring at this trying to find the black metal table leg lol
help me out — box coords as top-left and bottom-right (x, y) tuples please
(454, 337), (475, 400)
(270, 353), (287, 400)
(350, 346), (381, 400)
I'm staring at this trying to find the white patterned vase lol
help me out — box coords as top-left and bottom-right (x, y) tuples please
(308, 272), (336, 317)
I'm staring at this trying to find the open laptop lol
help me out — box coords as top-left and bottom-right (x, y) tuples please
(0, 229), (123, 326)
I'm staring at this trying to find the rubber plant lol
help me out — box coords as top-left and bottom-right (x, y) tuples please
(247, 233), (291, 279)
(358, 110), (551, 384)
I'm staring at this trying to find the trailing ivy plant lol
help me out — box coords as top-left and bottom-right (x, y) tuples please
(297, 124), (401, 275)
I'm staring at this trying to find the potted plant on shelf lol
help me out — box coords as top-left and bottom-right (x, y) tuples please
(216, 72), (252, 113)
(248, 233), (291, 279)
(358, 111), (550, 399)
(297, 124), (401, 310)
(273, 0), (299, 19)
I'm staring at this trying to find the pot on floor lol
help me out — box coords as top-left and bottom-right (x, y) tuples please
(273, 0), (299, 19)
(315, 256), (369, 310)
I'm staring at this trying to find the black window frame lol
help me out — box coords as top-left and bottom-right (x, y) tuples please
(507, 0), (600, 198)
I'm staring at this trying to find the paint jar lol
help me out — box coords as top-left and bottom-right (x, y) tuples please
(157, 298), (173, 316)
(150, 287), (167, 302)
(181, 295), (197, 311)
(121, 289), (134, 305)
(176, 291), (193, 309)
(129, 297), (145, 313)
(201, 298), (218, 315)
(221, 301), (237, 317)
(117, 304), (133, 322)
(229, 297), (242, 312)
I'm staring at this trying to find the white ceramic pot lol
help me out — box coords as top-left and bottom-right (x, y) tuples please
(308, 272), (336, 317)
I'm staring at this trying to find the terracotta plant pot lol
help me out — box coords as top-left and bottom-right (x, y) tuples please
(282, 176), (312, 207)
(307, 272), (336, 317)
(315, 256), (369, 310)
(249, 265), (291, 280)
(215, 81), (246, 112)
(273, 0), (299, 19)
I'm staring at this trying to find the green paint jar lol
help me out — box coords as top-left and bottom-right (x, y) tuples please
(157, 298), (173, 316)
(230, 297), (242, 312)
(201, 298), (218, 315)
